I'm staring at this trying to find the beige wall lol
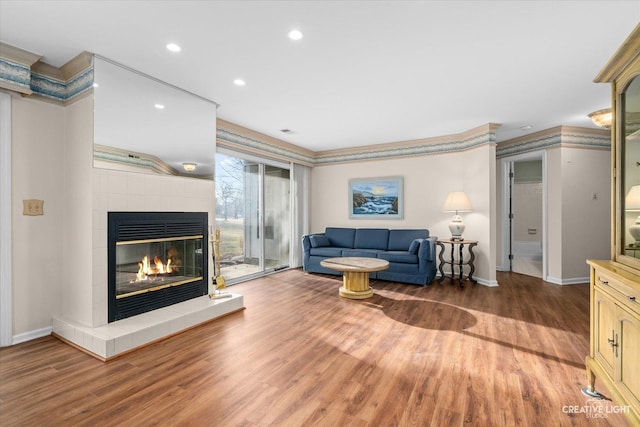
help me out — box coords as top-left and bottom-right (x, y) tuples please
(559, 147), (611, 280)
(62, 95), (94, 326)
(10, 92), (217, 337)
(11, 96), (65, 335)
(497, 145), (610, 283)
(310, 144), (497, 284)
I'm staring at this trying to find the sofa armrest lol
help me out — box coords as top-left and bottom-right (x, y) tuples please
(302, 233), (326, 252)
(418, 236), (437, 262)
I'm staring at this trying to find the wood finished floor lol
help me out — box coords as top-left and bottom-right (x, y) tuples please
(0, 270), (630, 427)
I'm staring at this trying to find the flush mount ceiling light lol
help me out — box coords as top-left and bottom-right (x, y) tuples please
(233, 79), (246, 86)
(288, 29), (303, 41)
(166, 43), (181, 52)
(520, 125), (533, 131)
(588, 108), (612, 129)
(182, 162), (197, 172)
(154, 104), (165, 110)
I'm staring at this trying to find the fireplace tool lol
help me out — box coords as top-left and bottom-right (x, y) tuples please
(209, 228), (231, 299)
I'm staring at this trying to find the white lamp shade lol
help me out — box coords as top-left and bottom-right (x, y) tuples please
(625, 185), (640, 211)
(443, 191), (473, 213)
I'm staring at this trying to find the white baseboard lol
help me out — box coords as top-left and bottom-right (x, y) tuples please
(545, 276), (589, 285)
(436, 272), (498, 287)
(11, 326), (52, 345)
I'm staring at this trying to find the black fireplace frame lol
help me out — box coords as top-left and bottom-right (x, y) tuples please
(108, 211), (208, 322)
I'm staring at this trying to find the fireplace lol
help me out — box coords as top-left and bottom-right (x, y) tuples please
(108, 212), (208, 322)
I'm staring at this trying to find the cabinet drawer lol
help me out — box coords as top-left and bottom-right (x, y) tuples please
(594, 270), (640, 314)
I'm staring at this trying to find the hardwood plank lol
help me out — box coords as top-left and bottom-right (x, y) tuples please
(0, 269), (631, 426)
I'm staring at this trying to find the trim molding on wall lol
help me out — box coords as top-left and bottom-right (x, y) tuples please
(12, 327), (52, 346)
(497, 126), (610, 159)
(217, 121), (501, 167)
(0, 44), (93, 104)
(0, 92), (12, 347)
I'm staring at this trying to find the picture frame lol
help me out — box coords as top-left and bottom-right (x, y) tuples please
(349, 176), (403, 219)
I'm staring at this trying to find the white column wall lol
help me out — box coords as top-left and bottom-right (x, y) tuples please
(11, 96), (65, 335)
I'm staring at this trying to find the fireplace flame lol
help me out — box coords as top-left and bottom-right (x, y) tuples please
(135, 255), (174, 281)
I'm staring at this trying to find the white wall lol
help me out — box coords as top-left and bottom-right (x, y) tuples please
(546, 146), (611, 283)
(11, 96), (65, 335)
(559, 147), (611, 281)
(10, 92), (217, 336)
(61, 95), (94, 326)
(310, 144), (497, 285)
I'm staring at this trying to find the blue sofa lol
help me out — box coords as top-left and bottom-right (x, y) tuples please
(302, 227), (437, 285)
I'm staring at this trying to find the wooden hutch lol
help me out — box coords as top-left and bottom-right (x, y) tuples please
(585, 24), (640, 426)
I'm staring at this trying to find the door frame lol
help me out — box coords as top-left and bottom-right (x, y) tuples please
(500, 150), (547, 280)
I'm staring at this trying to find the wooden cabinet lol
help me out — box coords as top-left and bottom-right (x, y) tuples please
(588, 24), (640, 426)
(586, 261), (640, 425)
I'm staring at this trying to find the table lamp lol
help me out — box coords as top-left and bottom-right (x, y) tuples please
(625, 185), (640, 245)
(443, 191), (473, 240)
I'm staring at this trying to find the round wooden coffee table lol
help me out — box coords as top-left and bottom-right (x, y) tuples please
(320, 257), (389, 299)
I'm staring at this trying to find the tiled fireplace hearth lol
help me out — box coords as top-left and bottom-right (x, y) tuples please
(52, 168), (244, 360)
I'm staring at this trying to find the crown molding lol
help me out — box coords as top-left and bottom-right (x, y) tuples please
(594, 22), (640, 83)
(496, 125), (610, 158)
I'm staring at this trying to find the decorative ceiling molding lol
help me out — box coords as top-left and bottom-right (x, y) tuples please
(0, 43), (93, 104)
(217, 122), (500, 166)
(94, 144), (179, 176)
(496, 126), (610, 159)
(314, 123), (499, 165)
(0, 42), (41, 95)
(217, 119), (316, 167)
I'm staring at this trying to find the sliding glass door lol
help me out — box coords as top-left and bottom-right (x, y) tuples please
(215, 150), (290, 283)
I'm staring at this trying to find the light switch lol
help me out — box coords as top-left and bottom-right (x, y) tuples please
(23, 199), (44, 216)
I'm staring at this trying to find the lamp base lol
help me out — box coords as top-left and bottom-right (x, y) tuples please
(449, 214), (465, 240)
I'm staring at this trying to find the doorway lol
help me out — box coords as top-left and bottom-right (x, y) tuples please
(215, 150), (290, 283)
(502, 152), (546, 279)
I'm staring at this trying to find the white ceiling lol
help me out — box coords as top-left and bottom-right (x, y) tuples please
(1, 1), (639, 152)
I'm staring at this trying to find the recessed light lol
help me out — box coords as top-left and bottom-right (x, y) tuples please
(166, 43), (181, 52)
(92, 82), (99, 88)
(520, 125), (533, 131)
(233, 79), (246, 86)
(288, 29), (303, 41)
(154, 104), (165, 110)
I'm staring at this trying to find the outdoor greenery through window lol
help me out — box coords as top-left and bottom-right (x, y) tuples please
(215, 151), (290, 282)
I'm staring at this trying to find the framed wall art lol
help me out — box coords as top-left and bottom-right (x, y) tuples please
(349, 176), (403, 219)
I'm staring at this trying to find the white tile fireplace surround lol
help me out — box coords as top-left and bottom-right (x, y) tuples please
(52, 168), (245, 360)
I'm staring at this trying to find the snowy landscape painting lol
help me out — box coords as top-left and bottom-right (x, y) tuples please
(349, 176), (403, 219)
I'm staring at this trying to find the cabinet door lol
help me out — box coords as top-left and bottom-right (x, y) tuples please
(594, 288), (617, 375)
(618, 305), (640, 409)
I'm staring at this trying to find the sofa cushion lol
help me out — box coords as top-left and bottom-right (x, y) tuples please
(387, 229), (428, 250)
(408, 239), (420, 254)
(309, 235), (330, 248)
(342, 249), (384, 258)
(309, 247), (345, 257)
(354, 228), (389, 250)
(378, 251), (419, 264)
(325, 227), (356, 248)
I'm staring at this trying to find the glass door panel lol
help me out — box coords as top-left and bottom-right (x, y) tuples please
(265, 165), (290, 270)
(215, 152), (290, 283)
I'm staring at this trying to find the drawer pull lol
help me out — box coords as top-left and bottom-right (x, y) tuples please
(629, 296), (637, 302)
(599, 278), (609, 285)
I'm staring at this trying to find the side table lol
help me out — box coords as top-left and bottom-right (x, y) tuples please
(436, 239), (478, 288)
